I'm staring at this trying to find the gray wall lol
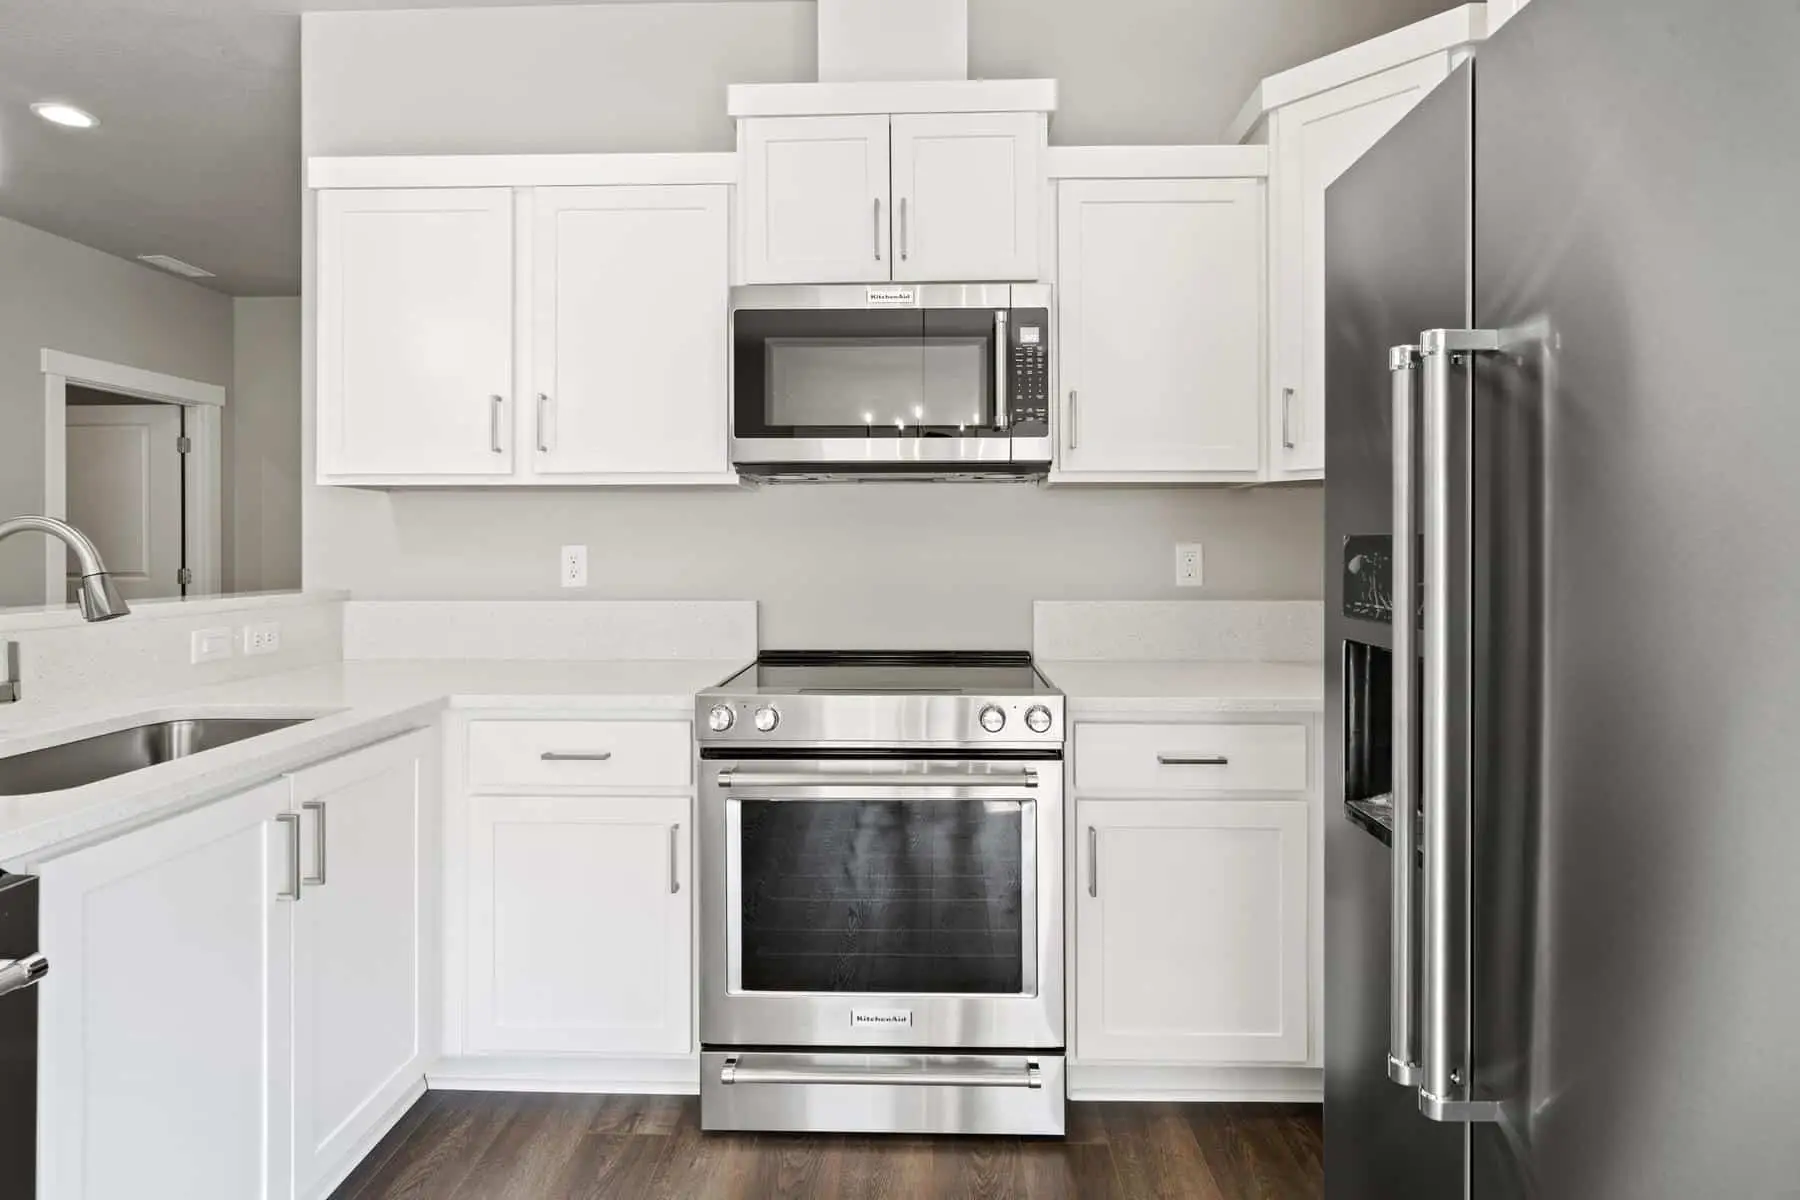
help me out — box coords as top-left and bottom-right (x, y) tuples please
(227, 298), (303, 594)
(301, 0), (1445, 646)
(0, 212), (233, 606)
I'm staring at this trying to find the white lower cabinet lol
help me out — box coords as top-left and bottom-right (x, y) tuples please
(36, 731), (436, 1200)
(1075, 798), (1310, 1065)
(465, 793), (691, 1056)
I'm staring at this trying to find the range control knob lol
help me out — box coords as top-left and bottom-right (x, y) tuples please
(754, 706), (781, 733)
(708, 704), (736, 733)
(979, 705), (1007, 734)
(1024, 704), (1054, 734)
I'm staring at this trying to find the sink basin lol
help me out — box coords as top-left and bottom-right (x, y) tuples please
(0, 717), (314, 796)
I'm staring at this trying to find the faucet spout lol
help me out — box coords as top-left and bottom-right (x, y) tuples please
(0, 516), (132, 621)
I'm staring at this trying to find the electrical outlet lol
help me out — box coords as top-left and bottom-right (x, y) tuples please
(1176, 544), (1205, 588)
(190, 627), (233, 665)
(560, 545), (588, 589)
(242, 621), (282, 656)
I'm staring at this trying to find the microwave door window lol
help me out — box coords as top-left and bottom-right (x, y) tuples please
(735, 309), (927, 437)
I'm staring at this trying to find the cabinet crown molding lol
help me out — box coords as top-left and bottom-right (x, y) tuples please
(727, 78), (1057, 119)
(306, 152), (737, 190)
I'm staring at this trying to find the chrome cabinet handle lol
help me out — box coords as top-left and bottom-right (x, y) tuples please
(1417, 328), (1502, 1124)
(899, 196), (909, 261)
(537, 392), (552, 454)
(1157, 754), (1229, 767)
(302, 800), (328, 887)
(1067, 390), (1079, 451)
(276, 812), (302, 901)
(1087, 826), (1098, 898)
(873, 197), (882, 261)
(540, 751), (613, 762)
(669, 823), (681, 895)
(489, 395), (504, 454)
(1281, 387), (1297, 449)
(1388, 344), (1422, 1089)
(0, 953), (48, 999)
(994, 310), (1010, 429)
(720, 1057), (1041, 1090)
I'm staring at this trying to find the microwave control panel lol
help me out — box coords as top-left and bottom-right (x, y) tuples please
(1008, 308), (1051, 436)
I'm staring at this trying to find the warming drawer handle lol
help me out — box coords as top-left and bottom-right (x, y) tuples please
(0, 953), (48, 999)
(717, 769), (1037, 790)
(720, 1057), (1041, 1090)
(541, 751), (614, 762)
(1156, 754), (1229, 767)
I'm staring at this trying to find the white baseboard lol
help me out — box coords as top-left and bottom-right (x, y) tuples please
(302, 1076), (429, 1200)
(1069, 1062), (1322, 1103)
(428, 1053), (699, 1095)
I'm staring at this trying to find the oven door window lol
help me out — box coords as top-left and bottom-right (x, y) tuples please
(734, 309), (1001, 438)
(734, 798), (1028, 995)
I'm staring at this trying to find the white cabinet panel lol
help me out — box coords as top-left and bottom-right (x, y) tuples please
(1075, 722), (1310, 795)
(1268, 55), (1451, 478)
(38, 780), (295, 1200)
(317, 188), (515, 479)
(890, 112), (1040, 282)
(290, 733), (433, 1200)
(1056, 178), (1265, 478)
(741, 116), (891, 284)
(530, 186), (730, 476)
(1076, 799), (1309, 1064)
(466, 718), (694, 793)
(466, 794), (691, 1055)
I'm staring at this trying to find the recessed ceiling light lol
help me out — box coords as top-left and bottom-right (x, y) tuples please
(31, 101), (98, 129)
(137, 254), (215, 279)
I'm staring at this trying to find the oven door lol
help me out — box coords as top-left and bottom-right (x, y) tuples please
(699, 756), (1063, 1051)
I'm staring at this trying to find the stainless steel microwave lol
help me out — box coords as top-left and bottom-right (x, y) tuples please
(730, 283), (1052, 481)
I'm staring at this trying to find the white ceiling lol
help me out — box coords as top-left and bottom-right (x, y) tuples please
(0, 0), (785, 295)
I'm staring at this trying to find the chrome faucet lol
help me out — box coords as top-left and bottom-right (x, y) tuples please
(0, 516), (130, 704)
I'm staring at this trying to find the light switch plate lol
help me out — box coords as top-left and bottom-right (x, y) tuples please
(1176, 544), (1204, 588)
(190, 627), (233, 664)
(561, 545), (588, 589)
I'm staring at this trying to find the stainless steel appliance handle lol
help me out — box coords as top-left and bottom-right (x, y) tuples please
(873, 197), (882, 261)
(717, 769), (1038, 790)
(540, 751), (613, 762)
(489, 395), (504, 454)
(302, 800), (328, 887)
(537, 392), (552, 454)
(1417, 328), (1502, 1124)
(0, 953), (48, 999)
(1087, 826), (1098, 898)
(899, 196), (909, 261)
(1282, 387), (1297, 449)
(994, 309), (1011, 429)
(669, 823), (681, 895)
(1067, 390), (1079, 451)
(720, 1057), (1042, 1090)
(1157, 754), (1229, 767)
(276, 811), (302, 901)
(1388, 344), (1423, 1089)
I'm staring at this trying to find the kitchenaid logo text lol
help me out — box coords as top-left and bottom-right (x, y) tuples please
(851, 1009), (914, 1028)
(866, 286), (917, 308)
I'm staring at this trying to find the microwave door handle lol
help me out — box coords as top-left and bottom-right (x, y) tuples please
(994, 310), (1010, 429)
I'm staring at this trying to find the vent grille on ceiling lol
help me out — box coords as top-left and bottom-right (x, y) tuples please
(137, 254), (214, 279)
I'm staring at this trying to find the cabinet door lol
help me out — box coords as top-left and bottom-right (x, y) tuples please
(1269, 55), (1451, 478)
(290, 732), (434, 1200)
(37, 780), (295, 1200)
(1075, 799), (1308, 1064)
(741, 115), (891, 284)
(890, 112), (1041, 282)
(1057, 178), (1265, 477)
(317, 187), (515, 479)
(530, 186), (730, 476)
(466, 794), (691, 1055)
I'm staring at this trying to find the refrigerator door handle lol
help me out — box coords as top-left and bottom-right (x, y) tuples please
(1417, 327), (1503, 1124)
(1388, 344), (1424, 1089)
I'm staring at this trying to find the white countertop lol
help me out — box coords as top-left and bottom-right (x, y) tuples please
(1037, 659), (1324, 715)
(0, 658), (746, 868)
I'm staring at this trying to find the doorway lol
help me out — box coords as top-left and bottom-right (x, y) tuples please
(40, 349), (223, 604)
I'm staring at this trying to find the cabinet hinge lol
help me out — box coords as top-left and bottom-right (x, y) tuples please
(177, 567), (193, 587)
(176, 435), (193, 455)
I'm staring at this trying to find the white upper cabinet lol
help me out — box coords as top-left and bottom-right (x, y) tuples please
(890, 112), (1040, 282)
(530, 185), (731, 477)
(740, 115), (891, 284)
(1266, 55), (1452, 478)
(316, 188), (515, 480)
(738, 110), (1046, 285)
(1055, 176), (1265, 480)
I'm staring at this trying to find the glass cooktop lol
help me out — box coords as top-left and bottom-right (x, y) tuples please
(715, 651), (1057, 698)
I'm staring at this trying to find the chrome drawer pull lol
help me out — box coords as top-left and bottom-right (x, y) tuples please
(1157, 754), (1230, 767)
(301, 800), (328, 887)
(540, 751), (613, 762)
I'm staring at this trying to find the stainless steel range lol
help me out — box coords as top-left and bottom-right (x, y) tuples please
(695, 651), (1065, 1136)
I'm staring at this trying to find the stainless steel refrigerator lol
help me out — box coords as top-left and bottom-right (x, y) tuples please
(1324, 1), (1800, 1196)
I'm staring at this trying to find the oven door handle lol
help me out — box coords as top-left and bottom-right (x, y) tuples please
(720, 1056), (1042, 1090)
(716, 769), (1038, 791)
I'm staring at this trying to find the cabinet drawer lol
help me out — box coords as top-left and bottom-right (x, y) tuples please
(466, 720), (692, 792)
(1075, 722), (1308, 794)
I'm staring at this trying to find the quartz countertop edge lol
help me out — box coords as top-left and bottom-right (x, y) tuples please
(1036, 659), (1325, 715)
(0, 657), (748, 869)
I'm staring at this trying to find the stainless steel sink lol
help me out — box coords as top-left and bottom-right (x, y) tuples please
(0, 717), (314, 796)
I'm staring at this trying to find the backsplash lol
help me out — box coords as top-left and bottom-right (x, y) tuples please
(1033, 600), (1324, 662)
(342, 600), (757, 662)
(0, 592), (344, 728)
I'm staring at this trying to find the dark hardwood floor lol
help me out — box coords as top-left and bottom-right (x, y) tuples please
(329, 1093), (1322, 1200)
